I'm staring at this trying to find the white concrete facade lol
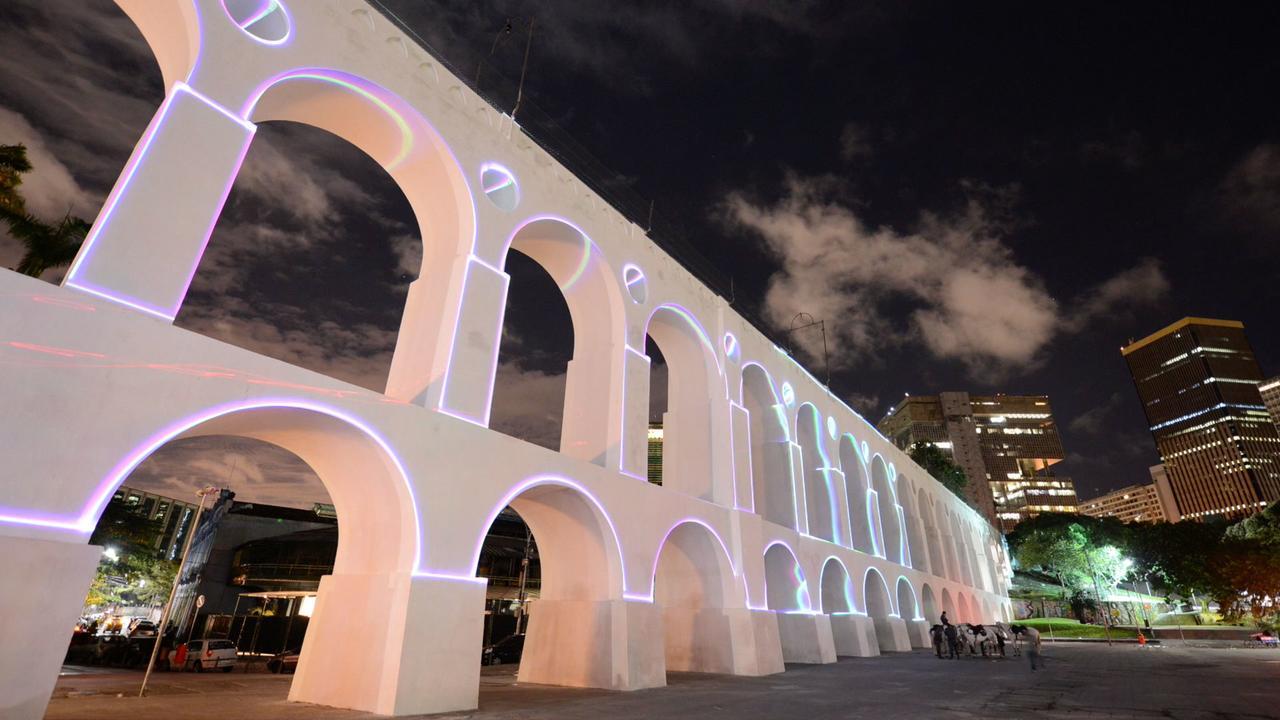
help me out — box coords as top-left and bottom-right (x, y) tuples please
(0, 2), (1012, 718)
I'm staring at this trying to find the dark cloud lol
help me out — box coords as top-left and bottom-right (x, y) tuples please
(1220, 143), (1280, 234)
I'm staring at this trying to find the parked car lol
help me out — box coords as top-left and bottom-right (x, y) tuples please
(169, 639), (238, 672)
(127, 619), (158, 638)
(266, 649), (301, 674)
(482, 634), (525, 666)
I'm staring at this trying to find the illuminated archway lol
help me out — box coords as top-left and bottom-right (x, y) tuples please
(818, 556), (855, 614)
(492, 217), (627, 464)
(73, 400), (421, 708)
(920, 583), (939, 623)
(838, 435), (876, 554)
(643, 305), (722, 499)
(476, 478), (627, 688)
(895, 577), (920, 621)
(796, 402), (839, 543)
(741, 364), (795, 528)
(870, 455), (903, 563)
(764, 542), (810, 612)
(919, 488), (947, 578)
(863, 567), (900, 652)
(897, 475), (927, 571)
(654, 521), (741, 674)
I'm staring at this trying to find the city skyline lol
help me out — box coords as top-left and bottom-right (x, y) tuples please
(2, 1), (1279, 506)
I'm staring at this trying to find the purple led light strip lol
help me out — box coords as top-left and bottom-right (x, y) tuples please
(0, 398), (424, 575)
(630, 517), (751, 605)
(470, 474), (628, 596)
(65, 82), (256, 321)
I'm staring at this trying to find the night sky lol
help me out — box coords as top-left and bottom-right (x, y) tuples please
(3, 0), (1279, 508)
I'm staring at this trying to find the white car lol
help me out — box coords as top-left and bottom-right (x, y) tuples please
(169, 639), (238, 672)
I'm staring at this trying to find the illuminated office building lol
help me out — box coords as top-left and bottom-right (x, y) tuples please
(879, 393), (1077, 532)
(1259, 376), (1280, 436)
(1121, 318), (1280, 520)
(1079, 479), (1174, 524)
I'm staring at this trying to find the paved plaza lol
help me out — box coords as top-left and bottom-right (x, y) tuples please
(45, 643), (1280, 719)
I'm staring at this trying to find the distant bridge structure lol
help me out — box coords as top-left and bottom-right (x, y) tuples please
(0, 1), (1011, 717)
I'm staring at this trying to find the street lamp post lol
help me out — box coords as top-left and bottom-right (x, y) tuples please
(139, 486), (217, 697)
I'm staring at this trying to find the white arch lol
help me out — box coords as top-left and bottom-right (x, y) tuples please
(818, 555), (857, 614)
(764, 540), (812, 612)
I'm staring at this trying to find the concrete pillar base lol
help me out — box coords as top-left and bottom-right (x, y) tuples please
(518, 598), (664, 691)
(829, 614), (879, 657)
(289, 573), (486, 716)
(871, 616), (912, 653)
(776, 612), (837, 664)
(664, 607), (785, 676)
(738, 608), (786, 675)
(906, 619), (932, 649)
(0, 534), (100, 720)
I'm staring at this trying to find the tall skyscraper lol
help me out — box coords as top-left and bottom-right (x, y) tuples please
(1259, 376), (1280, 436)
(878, 392), (1078, 532)
(1121, 317), (1280, 521)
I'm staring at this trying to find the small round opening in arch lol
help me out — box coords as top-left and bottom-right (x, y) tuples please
(480, 164), (519, 212)
(723, 332), (739, 359)
(623, 264), (647, 304)
(781, 382), (796, 407)
(826, 415), (837, 439)
(222, 0), (291, 44)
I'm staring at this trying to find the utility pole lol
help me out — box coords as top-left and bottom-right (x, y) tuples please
(514, 527), (532, 633)
(140, 486), (218, 696)
(784, 313), (832, 386)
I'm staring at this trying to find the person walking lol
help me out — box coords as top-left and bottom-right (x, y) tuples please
(940, 611), (949, 626)
(1011, 624), (1043, 670)
(944, 622), (960, 659)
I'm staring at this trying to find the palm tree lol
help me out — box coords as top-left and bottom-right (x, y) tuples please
(0, 142), (90, 278)
(5, 210), (90, 278)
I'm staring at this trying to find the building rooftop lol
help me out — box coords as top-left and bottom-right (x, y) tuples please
(1120, 317), (1244, 356)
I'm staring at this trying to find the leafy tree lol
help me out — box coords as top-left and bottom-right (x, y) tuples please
(5, 210), (90, 278)
(908, 441), (968, 498)
(1225, 500), (1280, 547)
(1127, 519), (1225, 599)
(0, 143), (32, 213)
(1211, 537), (1280, 624)
(85, 502), (178, 610)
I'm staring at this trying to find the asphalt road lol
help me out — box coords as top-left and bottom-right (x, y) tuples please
(46, 643), (1280, 719)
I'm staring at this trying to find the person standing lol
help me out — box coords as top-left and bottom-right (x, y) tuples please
(1011, 624), (1043, 670)
(930, 625), (946, 658)
(944, 622), (960, 659)
(940, 611), (949, 626)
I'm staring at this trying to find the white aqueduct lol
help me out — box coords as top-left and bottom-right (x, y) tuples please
(0, 1), (1012, 717)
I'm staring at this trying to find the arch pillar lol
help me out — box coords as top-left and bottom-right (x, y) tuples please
(870, 616), (912, 652)
(560, 337), (629, 468)
(905, 619), (932, 648)
(290, 573), (486, 715)
(63, 81), (256, 320)
(0, 534), (101, 720)
(517, 597), (664, 690)
(389, 254), (504, 413)
(830, 614), (879, 657)
(776, 613), (837, 664)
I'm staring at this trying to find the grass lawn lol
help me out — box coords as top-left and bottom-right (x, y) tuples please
(1020, 618), (1138, 639)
